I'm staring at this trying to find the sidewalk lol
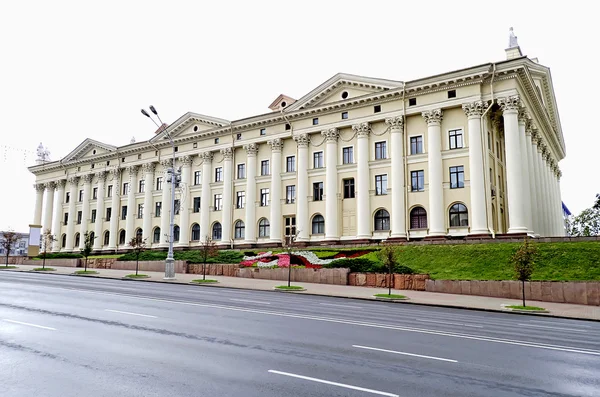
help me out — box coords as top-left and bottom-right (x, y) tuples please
(3, 264), (599, 321)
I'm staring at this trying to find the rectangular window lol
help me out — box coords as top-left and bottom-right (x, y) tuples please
(313, 182), (323, 201)
(411, 170), (425, 192)
(236, 191), (245, 209)
(92, 187), (98, 200)
(215, 167), (223, 182)
(121, 206), (127, 220)
(341, 112), (348, 120)
(286, 156), (296, 172)
(409, 98), (417, 106)
(343, 178), (355, 199)
(137, 204), (144, 218)
(375, 142), (387, 160)
(156, 177), (163, 190)
(174, 199), (180, 215)
(77, 211), (82, 224)
(260, 128), (266, 136)
(139, 180), (145, 193)
(107, 185), (113, 198)
(448, 89), (457, 98)
(237, 164), (246, 179)
(106, 208), (111, 221)
(194, 171), (201, 185)
(214, 138), (219, 144)
(64, 213), (68, 225)
(286, 185), (296, 204)
(193, 197), (201, 213)
(410, 136), (423, 155)
(450, 166), (465, 189)
(313, 151), (323, 168)
(260, 188), (269, 207)
(342, 147), (354, 164)
(488, 132), (492, 150)
(155, 202), (162, 217)
(236, 133), (242, 140)
(285, 123), (291, 130)
(374, 105), (381, 113)
(122, 183), (129, 196)
(375, 174), (388, 195)
(449, 129), (464, 149)
(261, 160), (270, 176)
(214, 194), (223, 211)
(312, 118), (319, 125)
(79, 190), (84, 202)
(65, 192), (70, 203)
(174, 146), (178, 152)
(91, 209), (96, 223)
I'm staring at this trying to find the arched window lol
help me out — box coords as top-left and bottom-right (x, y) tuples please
(312, 215), (325, 234)
(449, 203), (469, 227)
(258, 218), (270, 238)
(212, 222), (222, 240)
(234, 221), (245, 239)
(374, 209), (390, 231)
(173, 225), (180, 242)
(74, 233), (80, 247)
(410, 207), (427, 229)
(191, 224), (200, 241)
(89, 232), (95, 244)
(153, 227), (161, 243)
(103, 231), (110, 246)
(61, 234), (67, 248)
(136, 228), (143, 241)
(119, 229), (126, 245)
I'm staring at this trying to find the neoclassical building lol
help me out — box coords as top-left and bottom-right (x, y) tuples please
(28, 36), (566, 252)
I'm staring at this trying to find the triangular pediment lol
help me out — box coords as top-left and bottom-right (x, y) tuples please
(268, 94), (297, 112)
(62, 139), (117, 162)
(150, 112), (231, 143)
(285, 73), (403, 111)
(526, 61), (564, 147)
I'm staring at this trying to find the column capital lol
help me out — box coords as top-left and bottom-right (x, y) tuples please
(243, 143), (259, 155)
(321, 128), (339, 142)
(95, 171), (107, 182)
(293, 134), (310, 148)
(161, 158), (173, 168)
(55, 179), (67, 189)
(518, 107), (530, 125)
(34, 183), (46, 192)
(462, 101), (488, 118)
(200, 151), (214, 163)
(44, 181), (56, 190)
(109, 168), (121, 181)
(498, 95), (521, 113)
(422, 109), (443, 125)
(179, 155), (194, 165)
(385, 116), (404, 131)
(352, 122), (371, 137)
(267, 138), (284, 152)
(126, 165), (139, 176)
(82, 174), (94, 184)
(219, 148), (233, 160)
(68, 176), (80, 185)
(142, 162), (156, 173)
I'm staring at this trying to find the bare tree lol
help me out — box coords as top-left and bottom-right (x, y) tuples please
(282, 230), (300, 288)
(1, 230), (20, 267)
(128, 235), (147, 276)
(378, 243), (399, 296)
(80, 231), (96, 272)
(40, 229), (56, 270)
(199, 236), (218, 281)
(511, 237), (538, 307)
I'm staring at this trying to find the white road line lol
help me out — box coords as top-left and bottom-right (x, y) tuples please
(517, 323), (588, 333)
(229, 298), (270, 305)
(353, 345), (457, 363)
(3, 319), (56, 331)
(415, 318), (483, 328)
(527, 320), (592, 328)
(268, 370), (399, 397)
(105, 309), (157, 318)
(319, 303), (363, 309)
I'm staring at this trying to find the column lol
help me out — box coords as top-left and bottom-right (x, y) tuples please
(160, 159), (173, 247)
(462, 102), (489, 235)
(199, 152), (213, 243)
(65, 176), (79, 251)
(32, 184), (45, 226)
(243, 144), (257, 243)
(93, 172), (106, 250)
(293, 135), (309, 242)
(532, 133), (546, 236)
(43, 182), (56, 233)
(386, 117), (407, 238)
(52, 180), (66, 251)
(142, 163), (156, 244)
(322, 128), (340, 240)
(125, 165), (139, 244)
(526, 126), (540, 236)
(108, 169), (121, 250)
(353, 123), (371, 239)
(518, 109), (533, 234)
(548, 158), (559, 236)
(556, 170), (564, 235)
(541, 148), (552, 236)
(178, 157), (192, 247)
(267, 140), (283, 243)
(220, 149), (234, 245)
(78, 174), (93, 249)
(498, 96), (527, 234)
(422, 109), (445, 236)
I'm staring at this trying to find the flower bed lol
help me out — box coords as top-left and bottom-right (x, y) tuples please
(241, 249), (372, 269)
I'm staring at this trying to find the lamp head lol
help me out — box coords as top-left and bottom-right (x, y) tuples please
(141, 109), (150, 118)
(149, 105), (158, 115)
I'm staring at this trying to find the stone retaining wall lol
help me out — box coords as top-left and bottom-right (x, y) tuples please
(187, 264), (238, 277)
(348, 273), (429, 290)
(4, 256), (25, 265)
(236, 267), (349, 285)
(23, 258), (80, 267)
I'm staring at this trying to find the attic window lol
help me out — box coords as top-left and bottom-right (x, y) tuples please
(174, 147), (179, 152)
(312, 118), (319, 125)
(155, 150), (158, 156)
(260, 128), (266, 136)
(448, 90), (457, 98)
(281, 101), (287, 108)
(341, 91), (349, 99)
(138, 154), (142, 159)
(106, 161), (110, 166)
(91, 164), (95, 169)
(122, 157), (125, 162)
(374, 105), (381, 113)
(285, 124), (291, 131)
(214, 138), (220, 144)
(77, 167), (81, 172)
(193, 126), (199, 132)
(92, 150), (97, 155)
(409, 98), (417, 106)
(341, 112), (348, 120)
(236, 133), (242, 140)
(193, 143), (198, 148)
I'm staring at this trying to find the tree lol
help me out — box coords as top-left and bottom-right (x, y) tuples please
(283, 230), (300, 288)
(378, 243), (399, 296)
(127, 235), (147, 276)
(1, 230), (20, 267)
(568, 208), (600, 237)
(80, 231), (95, 272)
(40, 229), (56, 270)
(511, 237), (538, 307)
(594, 193), (600, 210)
(199, 236), (218, 281)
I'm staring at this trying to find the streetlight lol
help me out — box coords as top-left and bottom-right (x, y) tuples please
(141, 106), (180, 279)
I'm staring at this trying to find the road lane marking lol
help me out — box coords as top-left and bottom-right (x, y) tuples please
(3, 319), (56, 331)
(267, 370), (399, 397)
(517, 323), (588, 333)
(105, 309), (157, 318)
(353, 345), (457, 363)
(527, 320), (592, 328)
(319, 303), (363, 309)
(415, 318), (483, 328)
(229, 298), (270, 305)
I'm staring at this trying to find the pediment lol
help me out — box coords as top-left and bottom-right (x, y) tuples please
(62, 139), (117, 162)
(150, 112), (231, 143)
(268, 94), (297, 112)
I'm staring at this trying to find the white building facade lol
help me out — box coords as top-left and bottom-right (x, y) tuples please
(28, 45), (566, 252)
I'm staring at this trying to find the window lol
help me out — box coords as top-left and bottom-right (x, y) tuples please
(410, 207), (427, 229)
(313, 182), (323, 201)
(236, 191), (245, 209)
(410, 136), (423, 155)
(77, 211), (82, 224)
(103, 231), (109, 246)
(193, 142), (197, 148)
(155, 202), (162, 217)
(285, 123), (291, 130)
(118, 229), (125, 245)
(75, 233), (80, 247)
(156, 177), (163, 190)
(341, 91), (349, 99)
(449, 129), (464, 149)
(313, 151), (323, 168)
(191, 224), (200, 241)
(237, 164), (246, 179)
(409, 98), (417, 106)
(79, 190), (84, 202)
(234, 221), (245, 239)
(136, 228), (143, 241)
(173, 226), (180, 242)
(374, 209), (390, 231)
(91, 210), (96, 223)
(139, 180), (145, 193)
(121, 158), (125, 163)
(62, 234), (67, 248)
(212, 223), (222, 240)
(215, 167), (223, 182)
(488, 132), (492, 150)
(450, 166), (465, 189)
(194, 171), (201, 185)
(342, 147), (353, 164)
(174, 199), (180, 215)
(286, 156), (295, 172)
(312, 215), (325, 234)
(260, 128), (266, 136)
(236, 133), (242, 140)
(375, 174), (388, 195)
(64, 213), (69, 225)
(122, 183), (129, 196)
(261, 160), (270, 176)
(286, 185), (296, 204)
(106, 161), (110, 166)
(411, 170), (425, 192)
(138, 204), (144, 218)
(107, 185), (113, 198)
(214, 138), (220, 144)
(153, 227), (161, 243)
(121, 206), (127, 220)
(343, 178), (355, 199)
(260, 188), (269, 207)
(448, 89), (457, 98)
(285, 217), (296, 240)
(106, 207), (112, 221)
(65, 192), (70, 203)
(449, 203), (469, 227)
(312, 118), (319, 125)
(374, 105), (381, 113)
(93, 187), (98, 199)
(214, 194), (223, 211)
(375, 142), (387, 160)
(174, 146), (178, 152)
(258, 218), (270, 238)
(193, 197), (200, 213)
(496, 142), (501, 160)
(341, 112), (348, 120)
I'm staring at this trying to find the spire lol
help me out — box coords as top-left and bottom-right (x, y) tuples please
(505, 27), (523, 60)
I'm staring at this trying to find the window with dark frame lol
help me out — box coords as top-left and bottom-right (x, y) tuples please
(234, 221), (245, 239)
(215, 167), (223, 182)
(260, 128), (266, 136)
(450, 166), (465, 189)
(261, 160), (270, 176)
(155, 202), (162, 217)
(374, 105), (381, 113)
(260, 188), (269, 206)
(66, 192), (70, 203)
(374, 209), (390, 231)
(409, 98), (417, 106)
(174, 199), (180, 215)
(236, 133), (242, 140)
(193, 197), (201, 213)
(313, 182), (323, 201)
(285, 124), (291, 130)
(107, 185), (113, 198)
(121, 206), (127, 220)
(258, 218), (270, 238)
(342, 147), (353, 164)
(91, 210), (96, 223)
(286, 185), (296, 204)
(410, 207), (427, 229)
(214, 194), (222, 211)
(156, 177), (163, 190)
(122, 183), (129, 196)
(194, 171), (201, 185)
(410, 136), (423, 154)
(411, 170), (425, 192)
(449, 129), (464, 149)
(448, 90), (457, 98)
(313, 151), (323, 168)
(79, 190), (84, 202)
(191, 224), (200, 241)
(64, 213), (69, 225)
(137, 204), (144, 218)
(375, 174), (388, 195)
(375, 141), (387, 160)
(343, 178), (355, 199)
(212, 223), (222, 240)
(139, 180), (145, 193)
(237, 164), (246, 179)
(106, 208), (112, 221)
(341, 112), (348, 120)
(92, 187), (98, 199)
(236, 191), (245, 209)
(312, 118), (319, 125)
(449, 203), (469, 227)
(312, 215), (325, 234)
(286, 156), (295, 172)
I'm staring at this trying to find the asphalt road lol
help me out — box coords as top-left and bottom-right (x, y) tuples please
(1, 271), (599, 397)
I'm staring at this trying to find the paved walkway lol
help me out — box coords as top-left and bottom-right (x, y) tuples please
(3, 264), (599, 321)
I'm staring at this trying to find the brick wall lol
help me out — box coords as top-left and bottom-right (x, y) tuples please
(348, 273), (429, 290)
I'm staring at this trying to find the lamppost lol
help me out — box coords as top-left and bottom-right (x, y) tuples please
(141, 106), (180, 279)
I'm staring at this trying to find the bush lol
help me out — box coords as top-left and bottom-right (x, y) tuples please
(116, 249), (244, 264)
(324, 257), (414, 274)
(37, 252), (83, 259)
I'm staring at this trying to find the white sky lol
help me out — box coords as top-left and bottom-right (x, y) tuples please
(0, 0), (597, 232)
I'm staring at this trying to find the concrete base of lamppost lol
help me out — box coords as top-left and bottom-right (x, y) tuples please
(164, 257), (175, 280)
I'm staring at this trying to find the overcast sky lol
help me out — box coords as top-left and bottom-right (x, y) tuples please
(0, 0), (597, 233)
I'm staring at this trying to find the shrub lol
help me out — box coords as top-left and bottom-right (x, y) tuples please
(116, 249), (244, 264)
(37, 252), (83, 259)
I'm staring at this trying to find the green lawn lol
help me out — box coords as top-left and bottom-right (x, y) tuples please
(74, 270), (99, 275)
(374, 293), (407, 299)
(275, 285), (304, 290)
(125, 274), (149, 278)
(506, 305), (546, 311)
(191, 279), (219, 283)
(33, 267), (56, 271)
(88, 254), (122, 259)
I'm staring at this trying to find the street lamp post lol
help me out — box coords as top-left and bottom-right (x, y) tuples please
(141, 106), (180, 279)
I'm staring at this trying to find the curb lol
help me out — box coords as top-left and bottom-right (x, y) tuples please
(374, 297), (410, 303)
(273, 287), (307, 292)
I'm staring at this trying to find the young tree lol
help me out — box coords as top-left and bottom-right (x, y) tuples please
(40, 229), (56, 270)
(567, 194), (600, 237)
(282, 229), (300, 288)
(80, 231), (95, 272)
(1, 230), (20, 267)
(378, 243), (399, 296)
(511, 237), (538, 307)
(128, 235), (147, 276)
(199, 236), (218, 281)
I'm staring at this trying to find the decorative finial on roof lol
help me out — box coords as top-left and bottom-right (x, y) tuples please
(130, 136), (136, 144)
(509, 27), (519, 48)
